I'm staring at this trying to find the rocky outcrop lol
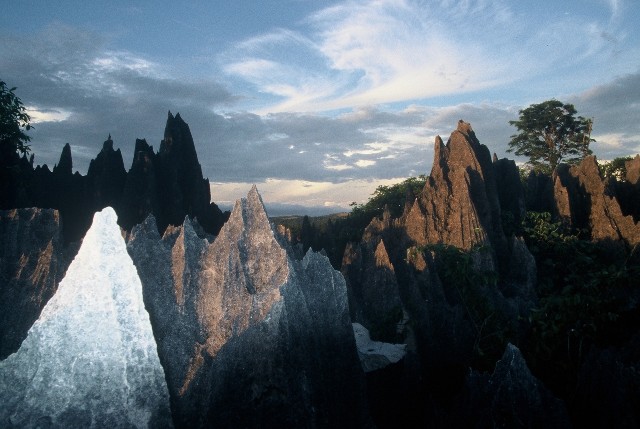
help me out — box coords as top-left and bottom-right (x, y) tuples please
(493, 156), (526, 234)
(342, 236), (403, 342)
(554, 156), (640, 245)
(341, 121), (539, 426)
(353, 323), (406, 372)
(610, 154), (640, 224)
(410, 121), (507, 262)
(0, 208), (72, 359)
(119, 138), (160, 230)
(0, 113), (227, 242)
(457, 343), (570, 428)
(127, 186), (370, 428)
(0, 207), (173, 428)
(86, 135), (127, 213)
(155, 112), (224, 234)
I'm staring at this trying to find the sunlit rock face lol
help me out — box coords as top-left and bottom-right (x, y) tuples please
(128, 186), (371, 428)
(0, 207), (173, 428)
(554, 156), (640, 245)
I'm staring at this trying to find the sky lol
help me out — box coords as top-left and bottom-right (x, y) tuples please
(2, 0), (639, 215)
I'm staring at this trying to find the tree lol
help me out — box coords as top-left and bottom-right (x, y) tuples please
(600, 156), (632, 181)
(0, 80), (32, 158)
(508, 100), (593, 174)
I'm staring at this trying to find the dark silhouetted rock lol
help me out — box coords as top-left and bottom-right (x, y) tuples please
(493, 156), (526, 234)
(574, 333), (640, 428)
(525, 169), (555, 213)
(2, 113), (227, 243)
(0, 208), (72, 359)
(0, 207), (173, 428)
(119, 138), (160, 231)
(86, 135), (127, 212)
(128, 186), (371, 428)
(155, 112), (225, 234)
(51, 144), (92, 243)
(458, 343), (570, 428)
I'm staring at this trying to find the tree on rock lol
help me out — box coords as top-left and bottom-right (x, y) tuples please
(508, 100), (593, 174)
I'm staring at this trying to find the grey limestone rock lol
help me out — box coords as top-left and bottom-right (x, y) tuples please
(128, 185), (371, 428)
(458, 343), (570, 428)
(0, 207), (173, 428)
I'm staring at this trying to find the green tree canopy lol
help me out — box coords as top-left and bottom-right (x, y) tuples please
(0, 80), (32, 157)
(600, 156), (632, 181)
(508, 100), (593, 174)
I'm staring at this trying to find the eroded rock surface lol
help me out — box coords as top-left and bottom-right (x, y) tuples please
(554, 156), (640, 245)
(0, 208), (71, 359)
(0, 207), (172, 428)
(458, 343), (570, 428)
(128, 186), (370, 428)
(341, 121), (538, 425)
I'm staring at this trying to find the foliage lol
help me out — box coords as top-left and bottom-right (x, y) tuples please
(521, 211), (638, 397)
(508, 100), (593, 174)
(350, 175), (428, 220)
(418, 243), (510, 369)
(599, 156), (633, 181)
(307, 175), (429, 268)
(0, 80), (32, 156)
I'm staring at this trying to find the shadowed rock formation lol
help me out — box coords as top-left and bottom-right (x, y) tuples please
(457, 343), (570, 428)
(127, 186), (371, 428)
(341, 121), (539, 426)
(0, 208), (73, 359)
(1, 113), (227, 243)
(86, 135), (127, 214)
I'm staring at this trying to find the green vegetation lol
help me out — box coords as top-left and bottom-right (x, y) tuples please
(508, 100), (593, 174)
(0, 80), (32, 157)
(600, 155), (633, 181)
(275, 175), (428, 268)
(521, 211), (639, 396)
(416, 243), (510, 369)
(349, 175), (428, 220)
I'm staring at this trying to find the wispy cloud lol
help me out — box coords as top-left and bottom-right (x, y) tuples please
(222, 0), (634, 113)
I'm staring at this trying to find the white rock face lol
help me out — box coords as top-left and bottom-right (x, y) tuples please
(0, 207), (173, 428)
(352, 322), (407, 372)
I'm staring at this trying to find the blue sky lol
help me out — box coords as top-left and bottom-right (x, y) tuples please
(2, 0), (639, 214)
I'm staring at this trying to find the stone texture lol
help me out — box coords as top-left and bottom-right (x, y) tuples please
(0, 207), (173, 428)
(554, 156), (640, 245)
(458, 343), (570, 428)
(0, 208), (72, 359)
(353, 322), (407, 372)
(342, 238), (404, 342)
(128, 186), (371, 428)
(341, 121), (539, 426)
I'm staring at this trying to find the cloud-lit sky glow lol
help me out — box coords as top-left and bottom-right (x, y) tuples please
(2, 0), (639, 215)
